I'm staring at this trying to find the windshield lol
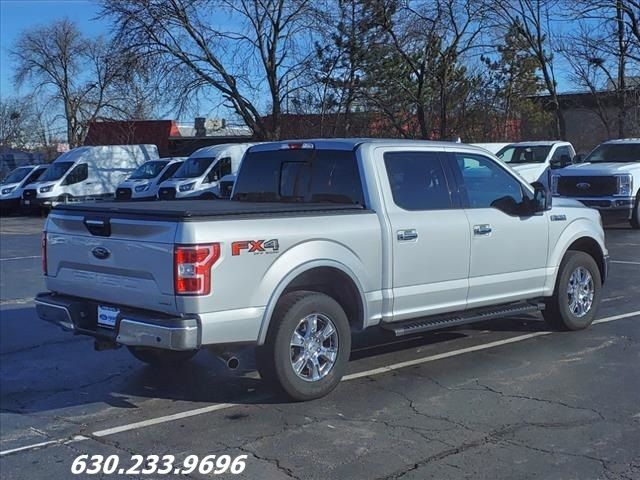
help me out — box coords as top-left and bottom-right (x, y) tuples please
(584, 143), (640, 163)
(1, 167), (32, 184)
(129, 161), (169, 180)
(39, 161), (74, 182)
(497, 146), (552, 164)
(173, 157), (215, 178)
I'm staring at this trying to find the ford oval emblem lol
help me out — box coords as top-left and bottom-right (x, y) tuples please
(576, 182), (591, 190)
(92, 247), (111, 260)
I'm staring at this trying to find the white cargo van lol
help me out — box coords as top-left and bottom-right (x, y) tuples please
(0, 164), (48, 214)
(22, 145), (158, 209)
(157, 143), (254, 200)
(115, 157), (186, 201)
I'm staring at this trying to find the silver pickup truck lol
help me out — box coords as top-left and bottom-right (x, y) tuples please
(36, 139), (609, 400)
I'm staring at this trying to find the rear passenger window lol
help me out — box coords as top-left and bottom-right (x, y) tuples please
(384, 152), (452, 210)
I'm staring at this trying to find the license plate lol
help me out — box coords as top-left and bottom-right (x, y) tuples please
(24, 200), (31, 205)
(97, 305), (119, 329)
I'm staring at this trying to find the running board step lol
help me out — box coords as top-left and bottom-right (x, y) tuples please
(382, 301), (545, 337)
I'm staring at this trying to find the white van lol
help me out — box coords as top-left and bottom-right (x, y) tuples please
(22, 145), (158, 209)
(115, 157), (186, 201)
(157, 143), (254, 200)
(0, 164), (48, 214)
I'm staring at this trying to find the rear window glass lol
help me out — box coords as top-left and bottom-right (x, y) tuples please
(233, 149), (364, 205)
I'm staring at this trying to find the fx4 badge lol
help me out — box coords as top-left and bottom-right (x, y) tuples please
(232, 239), (279, 256)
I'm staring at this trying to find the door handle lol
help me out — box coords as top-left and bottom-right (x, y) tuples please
(473, 224), (492, 236)
(397, 229), (418, 241)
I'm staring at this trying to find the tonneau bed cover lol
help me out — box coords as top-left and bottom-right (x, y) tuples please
(53, 199), (368, 221)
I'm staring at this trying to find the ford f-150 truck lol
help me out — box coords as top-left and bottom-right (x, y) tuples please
(36, 139), (609, 401)
(551, 138), (640, 229)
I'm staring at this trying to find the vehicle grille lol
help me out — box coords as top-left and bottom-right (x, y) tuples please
(115, 188), (132, 200)
(557, 176), (617, 196)
(158, 187), (176, 200)
(22, 189), (37, 199)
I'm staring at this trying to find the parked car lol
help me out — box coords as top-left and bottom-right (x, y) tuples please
(36, 139), (608, 401)
(496, 141), (576, 185)
(157, 143), (255, 200)
(115, 157), (185, 201)
(551, 138), (640, 229)
(0, 164), (48, 214)
(22, 145), (159, 211)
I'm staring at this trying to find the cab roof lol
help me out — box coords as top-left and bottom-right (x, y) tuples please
(249, 138), (490, 153)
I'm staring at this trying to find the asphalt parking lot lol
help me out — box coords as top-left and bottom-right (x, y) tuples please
(0, 216), (639, 479)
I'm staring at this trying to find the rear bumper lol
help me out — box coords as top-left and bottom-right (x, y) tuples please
(35, 292), (199, 351)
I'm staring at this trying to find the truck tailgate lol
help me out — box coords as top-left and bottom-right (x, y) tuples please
(45, 211), (178, 314)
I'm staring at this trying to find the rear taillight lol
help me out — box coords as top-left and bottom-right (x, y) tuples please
(174, 244), (220, 295)
(42, 231), (47, 276)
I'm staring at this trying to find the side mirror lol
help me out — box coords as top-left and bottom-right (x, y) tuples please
(550, 154), (572, 169)
(573, 154), (584, 164)
(531, 181), (552, 213)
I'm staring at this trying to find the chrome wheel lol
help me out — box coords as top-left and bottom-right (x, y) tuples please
(567, 267), (594, 318)
(289, 313), (339, 382)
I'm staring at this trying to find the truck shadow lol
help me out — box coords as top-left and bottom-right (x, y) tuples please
(0, 305), (549, 417)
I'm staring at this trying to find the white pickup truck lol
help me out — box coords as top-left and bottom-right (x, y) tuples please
(551, 138), (640, 229)
(496, 141), (576, 185)
(36, 139), (608, 400)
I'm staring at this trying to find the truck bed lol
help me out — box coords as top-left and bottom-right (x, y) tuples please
(53, 199), (369, 221)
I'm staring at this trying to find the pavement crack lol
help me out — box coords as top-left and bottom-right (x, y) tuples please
(0, 337), (86, 357)
(463, 381), (606, 421)
(236, 445), (301, 480)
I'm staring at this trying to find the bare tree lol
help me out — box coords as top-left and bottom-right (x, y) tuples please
(0, 97), (32, 148)
(564, 1), (640, 138)
(12, 19), (147, 147)
(492, 0), (566, 139)
(102, 0), (316, 140)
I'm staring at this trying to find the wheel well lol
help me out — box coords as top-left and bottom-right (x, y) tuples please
(282, 267), (365, 331)
(567, 237), (606, 283)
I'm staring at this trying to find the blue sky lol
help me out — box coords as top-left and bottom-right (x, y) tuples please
(0, 0), (109, 99)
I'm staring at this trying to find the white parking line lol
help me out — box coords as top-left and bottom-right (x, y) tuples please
(611, 260), (640, 265)
(92, 402), (255, 437)
(2, 309), (639, 457)
(0, 436), (87, 457)
(0, 255), (40, 261)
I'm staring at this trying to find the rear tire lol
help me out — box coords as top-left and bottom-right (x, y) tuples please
(128, 347), (198, 366)
(257, 291), (351, 401)
(630, 194), (640, 229)
(543, 251), (601, 331)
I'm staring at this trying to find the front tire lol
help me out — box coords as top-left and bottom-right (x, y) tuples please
(257, 291), (351, 401)
(630, 194), (640, 229)
(127, 346), (198, 366)
(543, 251), (602, 330)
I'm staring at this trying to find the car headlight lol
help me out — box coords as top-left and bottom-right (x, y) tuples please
(550, 175), (560, 195)
(135, 184), (150, 192)
(1, 186), (15, 195)
(179, 182), (195, 192)
(39, 185), (53, 193)
(615, 174), (633, 196)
